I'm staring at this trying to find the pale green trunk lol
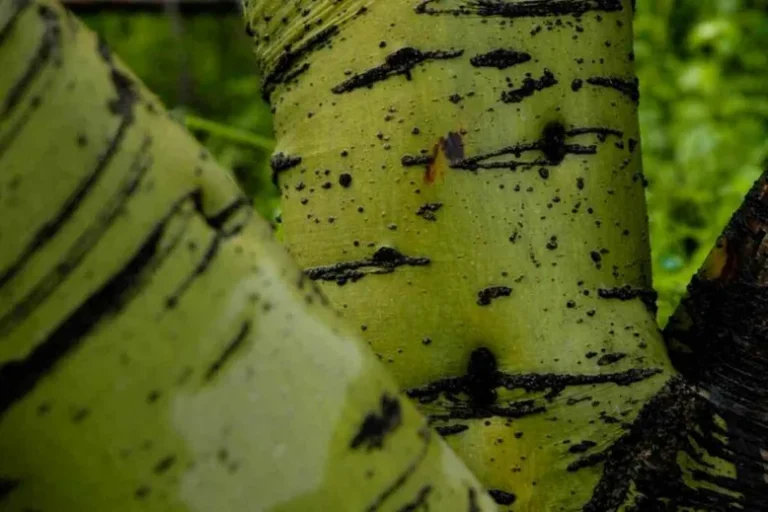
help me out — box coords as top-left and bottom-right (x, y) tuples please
(246, 0), (675, 509)
(0, 1), (495, 510)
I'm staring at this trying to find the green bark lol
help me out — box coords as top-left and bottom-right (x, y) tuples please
(245, 0), (678, 508)
(0, 1), (496, 510)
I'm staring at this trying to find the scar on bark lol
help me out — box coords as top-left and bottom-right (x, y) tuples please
(304, 246), (430, 285)
(401, 131), (465, 183)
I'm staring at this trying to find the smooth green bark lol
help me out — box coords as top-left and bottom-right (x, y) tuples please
(0, 1), (495, 510)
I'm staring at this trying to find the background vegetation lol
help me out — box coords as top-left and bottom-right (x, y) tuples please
(80, 0), (768, 323)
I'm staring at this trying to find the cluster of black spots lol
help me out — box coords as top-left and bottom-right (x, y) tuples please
(331, 47), (464, 94)
(501, 70), (557, 103)
(416, 202), (443, 221)
(477, 286), (512, 306)
(470, 48), (531, 69)
(350, 394), (402, 450)
(270, 153), (302, 184)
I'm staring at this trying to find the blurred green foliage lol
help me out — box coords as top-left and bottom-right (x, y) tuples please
(82, 0), (768, 323)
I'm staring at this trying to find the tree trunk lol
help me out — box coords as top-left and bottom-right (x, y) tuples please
(665, 172), (768, 510)
(0, 1), (495, 510)
(245, 0), (680, 508)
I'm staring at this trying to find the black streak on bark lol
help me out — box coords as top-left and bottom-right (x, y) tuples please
(0, 42), (138, 300)
(261, 25), (339, 100)
(416, 0), (623, 17)
(2, 5), (60, 117)
(0, 193), (195, 419)
(305, 247), (430, 285)
(0, 136), (151, 337)
(203, 321), (252, 382)
(450, 124), (615, 171)
(586, 76), (640, 103)
(470, 49), (531, 69)
(0, 0), (32, 47)
(364, 428), (432, 512)
(435, 424), (469, 436)
(331, 47), (464, 94)
(598, 285), (658, 314)
(396, 485), (432, 512)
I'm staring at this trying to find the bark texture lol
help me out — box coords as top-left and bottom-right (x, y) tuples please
(245, 0), (679, 509)
(665, 172), (768, 511)
(0, 1), (496, 510)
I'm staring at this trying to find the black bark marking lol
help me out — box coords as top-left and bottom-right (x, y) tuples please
(597, 353), (626, 366)
(488, 489), (517, 506)
(501, 69), (557, 103)
(0, 54), (138, 297)
(586, 76), (640, 102)
(467, 487), (481, 512)
(401, 155), (434, 167)
(305, 247), (430, 285)
(407, 367), (663, 408)
(2, 5), (60, 117)
(0, 477), (19, 502)
(416, 202), (443, 221)
(351, 394), (402, 451)
(396, 485), (432, 512)
(203, 321), (252, 382)
(449, 125), (617, 171)
(165, 190), (250, 309)
(153, 455), (176, 474)
(331, 47), (464, 94)
(435, 424), (469, 436)
(597, 286), (658, 314)
(416, 0), (624, 17)
(470, 48), (531, 69)
(365, 427), (432, 512)
(0, 192), (196, 419)
(580, 377), (755, 511)
(261, 25), (339, 99)
(0, 136), (152, 337)
(270, 152), (302, 184)
(477, 286), (512, 306)
(569, 440), (597, 453)
(0, 0), (32, 47)
(203, 196), (253, 235)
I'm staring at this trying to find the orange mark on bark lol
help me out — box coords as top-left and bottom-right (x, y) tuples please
(425, 131), (464, 184)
